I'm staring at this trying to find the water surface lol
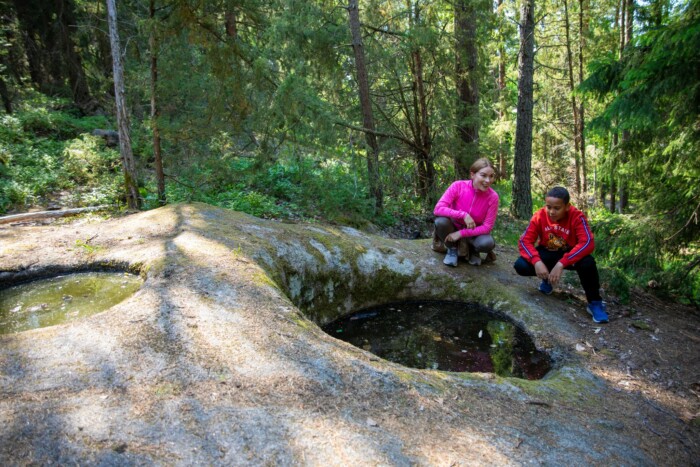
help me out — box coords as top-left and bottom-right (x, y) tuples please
(0, 272), (142, 334)
(323, 300), (551, 379)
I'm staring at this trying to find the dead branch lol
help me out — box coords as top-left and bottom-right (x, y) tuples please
(0, 206), (110, 225)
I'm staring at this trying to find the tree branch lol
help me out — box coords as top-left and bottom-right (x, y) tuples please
(334, 121), (423, 153)
(665, 198), (700, 242)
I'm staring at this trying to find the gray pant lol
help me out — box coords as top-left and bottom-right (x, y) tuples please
(434, 217), (495, 253)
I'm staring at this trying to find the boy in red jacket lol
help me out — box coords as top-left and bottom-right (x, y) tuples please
(513, 186), (608, 323)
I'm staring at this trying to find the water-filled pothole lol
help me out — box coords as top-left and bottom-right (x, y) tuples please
(0, 271), (143, 334)
(323, 300), (551, 379)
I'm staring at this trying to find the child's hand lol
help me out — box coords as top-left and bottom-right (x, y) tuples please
(534, 261), (549, 280)
(446, 231), (462, 243)
(548, 262), (565, 286)
(463, 213), (475, 229)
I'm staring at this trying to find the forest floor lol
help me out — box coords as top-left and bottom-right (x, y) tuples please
(381, 214), (700, 430)
(0, 205), (698, 465)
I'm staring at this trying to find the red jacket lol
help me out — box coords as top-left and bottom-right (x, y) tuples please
(518, 205), (595, 268)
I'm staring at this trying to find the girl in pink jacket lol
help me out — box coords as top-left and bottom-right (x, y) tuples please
(433, 158), (499, 267)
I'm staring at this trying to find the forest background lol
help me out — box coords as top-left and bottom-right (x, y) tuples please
(0, 0), (698, 306)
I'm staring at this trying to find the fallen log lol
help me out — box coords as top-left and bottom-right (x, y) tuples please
(0, 206), (111, 225)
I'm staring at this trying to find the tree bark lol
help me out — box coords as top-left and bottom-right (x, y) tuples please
(454, 0), (480, 179)
(106, 0), (140, 210)
(94, 1), (114, 82)
(579, 0), (588, 194)
(225, 10), (237, 38)
(563, 0), (581, 194)
(610, 133), (617, 213)
(405, 3), (435, 203)
(347, 0), (383, 213)
(619, 0), (633, 213)
(497, 0), (508, 180)
(511, 0), (536, 219)
(0, 75), (12, 114)
(610, 168), (617, 213)
(411, 48), (435, 202)
(150, 0), (165, 206)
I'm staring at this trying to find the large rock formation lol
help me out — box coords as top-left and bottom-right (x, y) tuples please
(0, 203), (695, 465)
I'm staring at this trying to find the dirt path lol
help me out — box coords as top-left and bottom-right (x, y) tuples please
(0, 203), (698, 465)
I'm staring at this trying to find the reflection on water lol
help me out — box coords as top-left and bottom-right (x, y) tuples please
(323, 300), (551, 380)
(0, 272), (142, 334)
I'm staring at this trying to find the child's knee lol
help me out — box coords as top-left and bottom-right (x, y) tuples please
(473, 235), (495, 252)
(434, 217), (453, 230)
(513, 257), (533, 276)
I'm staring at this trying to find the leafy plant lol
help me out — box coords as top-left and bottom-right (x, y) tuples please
(0, 95), (123, 213)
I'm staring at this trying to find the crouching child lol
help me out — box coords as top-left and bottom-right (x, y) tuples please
(513, 186), (609, 323)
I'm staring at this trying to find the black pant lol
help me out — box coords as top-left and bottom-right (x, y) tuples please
(513, 246), (602, 303)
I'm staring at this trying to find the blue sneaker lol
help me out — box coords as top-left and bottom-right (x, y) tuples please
(538, 280), (553, 295)
(587, 300), (609, 323)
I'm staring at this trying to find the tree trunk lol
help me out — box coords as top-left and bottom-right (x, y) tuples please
(56, 0), (94, 113)
(579, 0), (588, 194)
(511, 0), (536, 219)
(497, 0), (508, 180)
(619, 176), (628, 213)
(411, 48), (435, 202)
(225, 10), (237, 38)
(406, 3), (435, 203)
(95, 1), (114, 82)
(563, 0), (581, 194)
(619, 0), (633, 213)
(106, 0), (140, 210)
(610, 132), (618, 213)
(610, 175), (617, 213)
(347, 0), (383, 213)
(0, 75), (11, 114)
(454, 0), (480, 179)
(150, 0), (165, 206)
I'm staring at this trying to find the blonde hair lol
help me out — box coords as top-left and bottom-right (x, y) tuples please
(469, 158), (496, 175)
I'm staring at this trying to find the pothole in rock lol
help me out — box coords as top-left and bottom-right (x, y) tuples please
(323, 300), (551, 380)
(0, 271), (143, 334)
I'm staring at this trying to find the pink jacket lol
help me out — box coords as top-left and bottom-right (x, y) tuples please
(433, 180), (499, 237)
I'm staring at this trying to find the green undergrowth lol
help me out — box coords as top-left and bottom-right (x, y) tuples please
(0, 93), (122, 211)
(2, 93), (697, 308)
(590, 209), (699, 306)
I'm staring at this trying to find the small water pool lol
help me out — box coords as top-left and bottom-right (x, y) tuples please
(323, 300), (551, 379)
(0, 271), (143, 334)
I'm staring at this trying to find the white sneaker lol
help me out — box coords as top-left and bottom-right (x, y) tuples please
(443, 247), (458, 267)
(468, 253), (482, 266)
